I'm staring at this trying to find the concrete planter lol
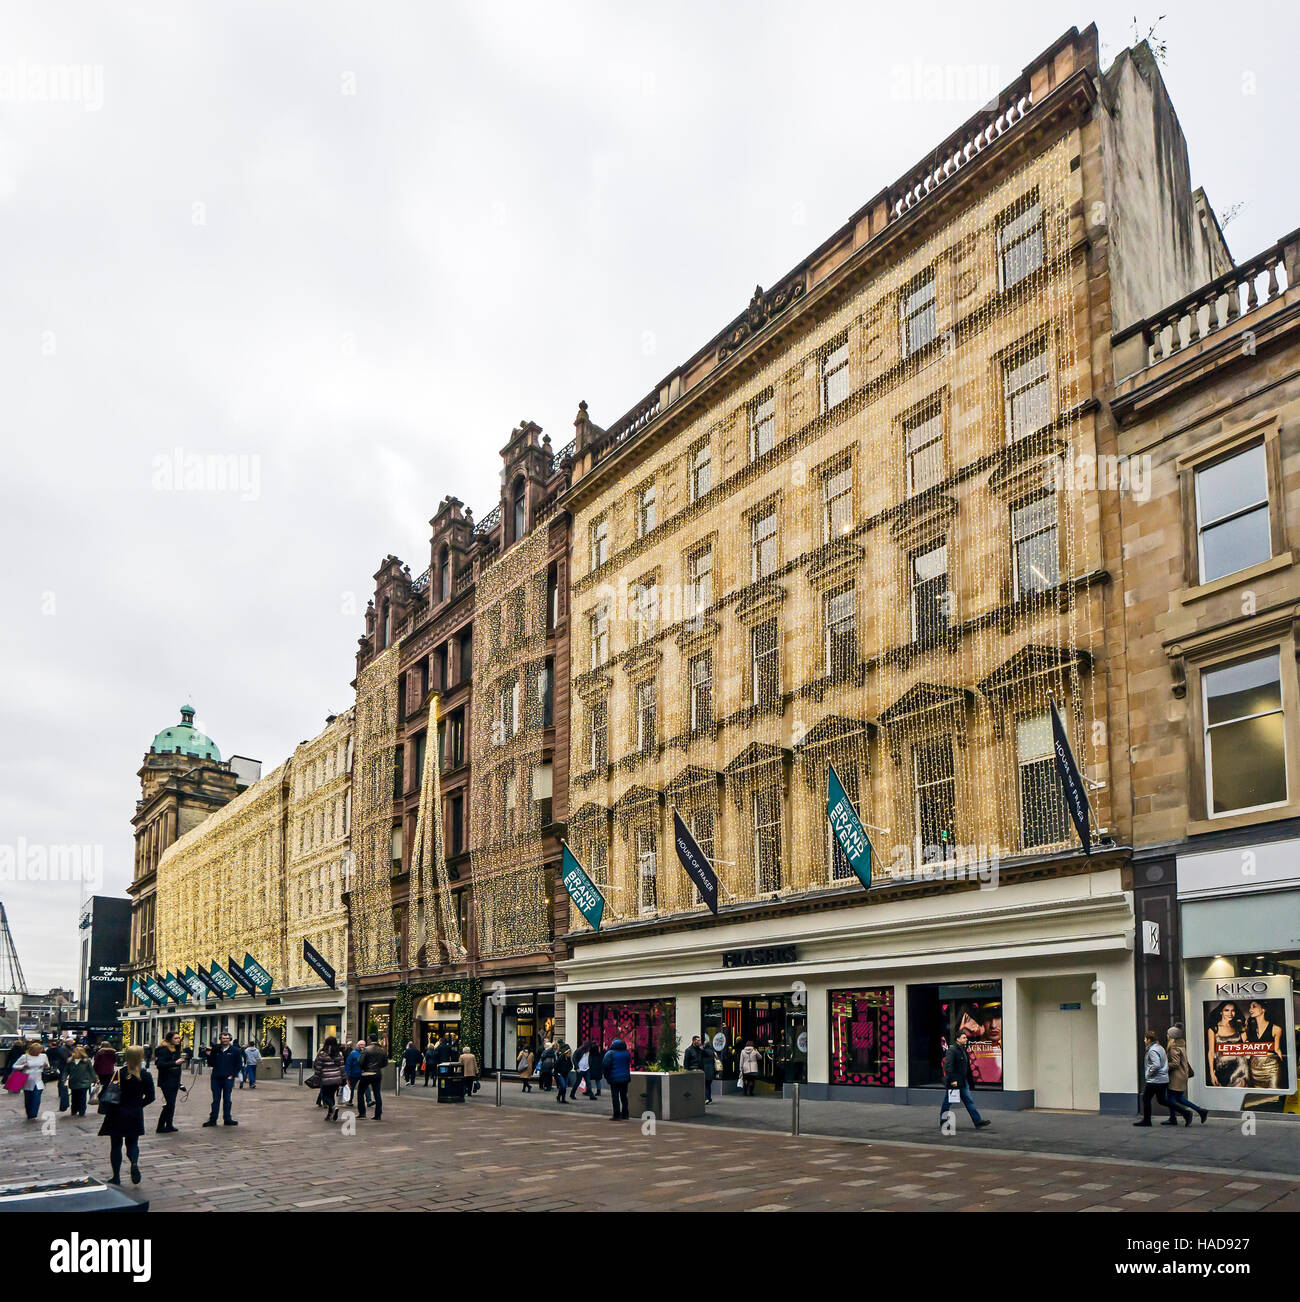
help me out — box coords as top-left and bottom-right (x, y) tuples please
(250, 1060), (281, 1080)
(630, 1070), (706, 1120)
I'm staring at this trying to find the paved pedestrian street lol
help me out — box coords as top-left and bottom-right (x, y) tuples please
(3, 1078), (1297, 1213)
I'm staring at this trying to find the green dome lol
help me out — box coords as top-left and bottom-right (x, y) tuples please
(150, 704), (221, 762)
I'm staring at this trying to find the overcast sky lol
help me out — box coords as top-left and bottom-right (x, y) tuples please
(2, 0), (1296, 993)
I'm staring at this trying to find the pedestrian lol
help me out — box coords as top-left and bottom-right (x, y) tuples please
(940, 1031), (992, 1131)
(537, 1041), (556, 1093)
(423, 1039), (438, 1087)
(154, 1031), (184, 1134)
(1165, 1024), (1207, 1126)
(50, 1032), (75, 1112)
(345, 1039), (365, 1109)
(11, 1040), (50, 1121)
(553, 1044), (572, 1105)
(1135, 1028), (1187, 1126)
(358, 1037), (387, 1120)
(739, 1040), (760, 1096)
(570, 1041), (596, 1100)
(240, 1041), (261, 1089)
(458, 1043), (479, 1097)
(99, 1044), (156, 1186)
(1, 1034), (25, 1085)
(93, 1041), (118, 1093)
(280, 1042), (291, 1074)
(602, 1038), (631, 1121)
(67, 1045), (95, 1116)
(517, 1046), (535, 1092)
(313, 1036), (347, 1121)
(202, 1031), (243, 1127)
(402, 1041), (421, 1086)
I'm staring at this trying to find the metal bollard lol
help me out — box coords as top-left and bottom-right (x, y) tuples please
(298, 1063), (304, 1087)
(791, 1081), (800, 1136)
(496, 1070), (503, 1107)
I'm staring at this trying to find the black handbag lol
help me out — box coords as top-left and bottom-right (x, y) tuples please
(97, 1071), (122, 1113)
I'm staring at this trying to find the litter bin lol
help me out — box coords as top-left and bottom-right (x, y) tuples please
(437, 1061), (464, 1103)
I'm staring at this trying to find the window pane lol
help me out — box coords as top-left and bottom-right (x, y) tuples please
(1016, 527), (1059, 593)
(1020, 756), (1069, 846)
(1198, 445), (1267, 526)
(1205, 654), (1281, 725)
(1209, 713), (1287, 813)
(1200, 508), (1270, 582)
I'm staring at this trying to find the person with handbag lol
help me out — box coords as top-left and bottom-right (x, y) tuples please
(9, 1040), (50, 1120)
(517, 1046), (535, 1092)
(1165, 1024), (1207, 1126)
(312, 1036), (347, 1121)
(458, 1043), (480, 1097)
(99, 1044), (156, 1186)
(67, 1046), (96, 1116)
(154, 1031), (185, 1134)
(940, 1031), (991, 1131)
(92, 1042), (119, 1093)
(423, 1039), (439, 1086)
(49, 1033), (75, 1111)
(552, 1044), (572, 1105)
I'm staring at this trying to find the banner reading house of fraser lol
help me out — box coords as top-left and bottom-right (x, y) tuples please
(1049, 698), (1092, 856)
(827, 761), (873, 891)
(143, 975), (170, 1005)
(672, 807), (719, 915)
(561, 842), (605, 932)
(227, 956), (257, 995)
(159, 971), (189, 1004)
(303, 939), (336, 989)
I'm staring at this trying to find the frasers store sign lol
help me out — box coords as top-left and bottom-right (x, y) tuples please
(721, 945), (797, 968)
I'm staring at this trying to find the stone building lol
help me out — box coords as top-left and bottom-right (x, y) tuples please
(348, 421), (572, 1063)
(555, 27), (1226, 1112)
(1113, 229), (1300, 1114)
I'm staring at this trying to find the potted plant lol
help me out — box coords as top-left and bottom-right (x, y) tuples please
(630, 1004), (705, 1120)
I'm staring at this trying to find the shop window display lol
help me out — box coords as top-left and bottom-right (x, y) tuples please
(577, 999), (674, 1070)
(908, 981), (1002, 1089)
(701, 994), (806, 1089)
(829, 987), (895, 1086)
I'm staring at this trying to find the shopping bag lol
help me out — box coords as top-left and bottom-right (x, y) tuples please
(340, 1083), (352, 1104)
(946, 1088), (961, 1103)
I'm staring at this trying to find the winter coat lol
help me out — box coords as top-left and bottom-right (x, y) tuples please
(154, 1044), (183, 1083)
(739, 1046), (761, 1076)
(517, 1050), (535, 1079)
(403, 1046), (422, 1069)
(98, 1068), (156, 1139)
(1144, 1043), (1169, 1084)
(1166, 1042), (1193, 1092)
(67, 1057), (96, 1090)
(359, 1045), (388, 1076)
(313, 1048), (346, 1087)
(208, 1043), (245, 1081)
(554, 1050), (573, 1079)
(93, 1048), (118, 1078)
(942, 1042), (972, 1088)
(602, 1039), (632, 1083)
(458, 1050), (478, 1080)
(345, 1048), (363, 1080)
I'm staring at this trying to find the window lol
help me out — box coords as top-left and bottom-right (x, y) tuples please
(632, 579), (657, 644)
(827, 764), (861, 881)
(457, 630), (472, 683)
(749, 389), (775, 460)
(413, 730), (427, 784)
(435, 644), (448, 691)
(589, 515), (609, 570)
(904, 403), (944, 496)
(439, 548), (451, 601)
(589, 604), (609, 669)
(998, 194), (1044, 289)
(588, 701), (608, 769)
(448, 792), (464, 856)
(445, 708), (465, 768)
(537, 658), (554, 728)
(688, 545), (714, 615)
(508, 587), (527, 646)
(689, 652), (713, 731)
(751, 506), (778, 581)
(821, 461), (853, 542)
(1195, 444), (1270, 583)
(900, 271), (937, 357)
(546, 562), (559, 630)
(512, 479), (526, 542)
(637, 482), (657, 538)
(1004, 344), (1051, 440)
(1203, 651), (1287, 816)
(820, 334), (851, 413)
(590, 836), (609, 888)
(636, 680), (657, 753)
(825, 585), (856, 673)
(419, 656), (430, 701)
(690, 441), (711, 502)
(497, 678), (518, 743)
(381, 599), (391, 649)
(910, 543), (949, 642)
(1012, 497), (1059, 596)
(389, 823), (404, 874)
(690, 807), (715, 871)
(503, 771), (516, 836)
(1016, 714), (1069, 848)
(392, 744), (404, 799)
(636, 826), (658, 914)
(913, 737), (955, 864)
(752, 617), (780, 707)
(532, 762), (553, 826)
(752, 787), (782, 893)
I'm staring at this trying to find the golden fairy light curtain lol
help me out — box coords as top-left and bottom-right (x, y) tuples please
(351, 644), (401, 975)
(469, 522), (554, 957)
(567, 137), (1102, 930)
(407, 697), (464, 964)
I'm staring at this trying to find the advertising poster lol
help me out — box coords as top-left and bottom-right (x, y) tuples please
(1194, 975), (1295, 1096)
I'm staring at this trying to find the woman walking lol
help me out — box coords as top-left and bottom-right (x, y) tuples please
(313, 1036), (346, 1121)
(11, 1040), (49, 1121)
(458, 1043), (479, 1097)
(92, 1042), (118, 1093)
(537, 1041), (556, 1093)
(1165, 1025), (1207, 1125)
(553, 1044), (572, 1105)
(99, 1045), (156, 1186)
(517, 1046), (535, 1093)
(739, 1040), (760, 1096)
(67, 1046), (96, 1116)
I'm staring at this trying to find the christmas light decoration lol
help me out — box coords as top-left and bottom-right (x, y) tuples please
(567, 139), (1102, 930)
(407, 695), (464, 963)
(469, 522), (554, 957)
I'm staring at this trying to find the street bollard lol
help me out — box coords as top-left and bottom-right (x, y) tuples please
(496, 1070), (503, 1107)
(298, 1063), (304, 1087)
(791, 1081), (800, 1136)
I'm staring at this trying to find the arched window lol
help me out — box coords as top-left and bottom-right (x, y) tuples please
(512, 478), (527, 542)
(439, 547), (451, 601)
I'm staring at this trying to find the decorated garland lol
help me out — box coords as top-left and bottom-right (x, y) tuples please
(392, 977), (483, 1057)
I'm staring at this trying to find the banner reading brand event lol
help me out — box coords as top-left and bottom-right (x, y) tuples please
(181, 967), (207, 1001)
(826, 761), (874, 891)
(671, 807), (719, 915)
(130, 979), (154, 1006)
(560, 842), (605, 932)
(160, 972), (189, 1004)
(1049, 697), (1092, 855)
(195, 964), (224, 999)
(302, 939), (336, 989)
(226, 956), (257, 995)
(143, 975), (170, 1005)
(205, 962), (239, 999)
(241, 953), (273, 995)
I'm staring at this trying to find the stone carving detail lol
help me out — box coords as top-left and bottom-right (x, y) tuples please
(717, 280), (806, 360)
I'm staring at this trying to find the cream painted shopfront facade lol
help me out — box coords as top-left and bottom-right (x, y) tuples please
(561, 866), (1137, 1113)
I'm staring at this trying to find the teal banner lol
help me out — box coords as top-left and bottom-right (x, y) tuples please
(181, 966), (207, 1001)
(205, 962), (240, 998)
(143, 975), (170, 1005)
(827, 761), (873, 891)
(160, 972), (189, 1003)
(131, 978), (154, 1006)
(560, 842), (605, 932)
(241, 953), (273, 994)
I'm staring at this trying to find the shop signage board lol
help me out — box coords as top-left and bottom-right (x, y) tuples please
(721, 944), (797, 968)
(1193, 974), (1295, 1095)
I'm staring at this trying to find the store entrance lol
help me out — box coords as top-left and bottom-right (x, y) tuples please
(702, 995), (807, 1092)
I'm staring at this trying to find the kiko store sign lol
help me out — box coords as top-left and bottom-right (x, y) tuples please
(721, 945), (798, 969)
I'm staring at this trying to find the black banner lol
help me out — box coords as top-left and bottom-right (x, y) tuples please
(195, 964), (225, 999)
(1049, 697), (1092, 856)
(303, 938), (336, 989)
(672, 807), (719, 915)
(226, 955), (257, 995)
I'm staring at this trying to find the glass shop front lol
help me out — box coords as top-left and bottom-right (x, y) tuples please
(907, 981), (1004, 1089)
(576, 999), (675, 1070)
(700, 994), (807, 1088)
(482, 990), (557, 1071)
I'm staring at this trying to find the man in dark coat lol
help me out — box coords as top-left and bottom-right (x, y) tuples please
(401, 1041), (421, 1085)
(940, 1031), (991, 1131)
(202, 1031), (244, 1127)
(602, 1038), (632, 1121)
(154, 1031), (185, 1133)
(357, 1039), (389, 1120)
